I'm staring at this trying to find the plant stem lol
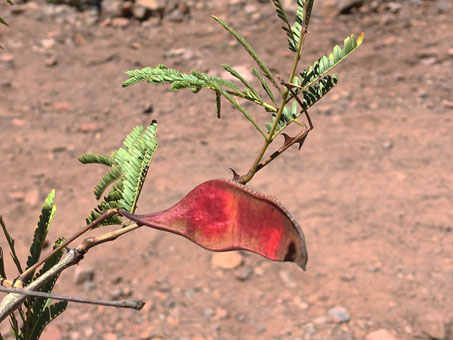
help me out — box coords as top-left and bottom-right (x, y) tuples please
(238, 10), (309, 184)
(0, 286), (144, 310)
(0, 223), (142, 322)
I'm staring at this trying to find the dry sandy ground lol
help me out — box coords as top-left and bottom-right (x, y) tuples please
(0, 1), (452, 339)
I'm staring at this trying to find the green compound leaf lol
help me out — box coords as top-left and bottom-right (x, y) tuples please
(266, 75), (338, 135)
(272, 0), (296, 50)
(82, 122), (158, 226)
(294, 33), (364, 92)
(78, 153), (113, 167)
(26, 301), (67, 340)
(94, 167), (122, 200)
(122, 64), (239, 92)
(25, 191), (56, 282)
(288, 0), (304, 53)
(212, 16), (279, 90)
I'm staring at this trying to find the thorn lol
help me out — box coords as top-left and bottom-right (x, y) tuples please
(229, 168), (240, 182)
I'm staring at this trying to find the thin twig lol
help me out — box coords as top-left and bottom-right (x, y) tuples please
(238, 8), (309, 185)
(0, 223), (141, 322)
(0, 286), (144, 310)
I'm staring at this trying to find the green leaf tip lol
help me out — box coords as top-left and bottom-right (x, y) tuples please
(212, 15), (279, 90)
(26, 190), (57, 280)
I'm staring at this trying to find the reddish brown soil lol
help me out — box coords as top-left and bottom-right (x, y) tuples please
(0, 1), (452, 339)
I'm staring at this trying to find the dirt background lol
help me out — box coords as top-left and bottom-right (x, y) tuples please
(0, 0), (452, 339)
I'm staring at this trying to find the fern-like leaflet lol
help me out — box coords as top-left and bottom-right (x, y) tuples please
(79, 121), (158, 226)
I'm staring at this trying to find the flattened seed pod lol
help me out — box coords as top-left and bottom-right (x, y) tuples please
(121, 179), (307, 269)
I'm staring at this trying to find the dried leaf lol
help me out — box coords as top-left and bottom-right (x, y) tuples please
(121, 179), (308, 269)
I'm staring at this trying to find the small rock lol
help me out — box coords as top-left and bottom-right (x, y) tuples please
(11, 118), (26, 127)
(40, 325), (62, 340)
(143, 104), (154, 115)
(104, 333), (117, 340)
(419, 56), (438, 66)
(121, 1), (134, 17)
(0, 54), (15, 66)
(235, 266), (252, 281)
(386, 2), (402, 13)
(278, 270), (296, 288)
(203, 307), (215, 319)
(164, 47), (198, 61)
(167, 8), (187, 23)
(45, 55), (58, 67)
(255, 325), (266, 334)
(133, 4), (151, 20)
(39, 38), (56, 49)
(73, 265), (95, 284)
(112, 17), (130, 28)
(52, 101), (73, 112)
(328, 306), (351, 323)
(418, 311), (445, 339)
(382, 140), (394, 150)
(448, 48), (453, 57)
(293, 296), (309, 310)
(335, 331), (355, 340)
(79, 122), (103, 133)
(365, 329), (396, 340)
(135, 0), (165, 12)
(340, 273), (356, 282)
(236, 313), (247, 323)
(314, 316), (327, 324)
(215, 307), (229, 320)
(442, 100), (453, 110)
(211, 252), (242, 269)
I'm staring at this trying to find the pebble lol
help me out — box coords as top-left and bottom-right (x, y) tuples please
(79, 122), (103, 133)
(203, 307), (215, 319)
(52, 101), (73, 112)
(73, 265), (95, 284)
(215, 307), (229, 320)
(328, 306), (351, 323)
(442, 100), (453, 110)
(335, 331), (355, 340)
(135, 0), (166, 11)
(418, 311), (445, 339)
(0, 53), (15, 66)
(39, 38), (56, 49)
(211, 251), (242, 269)
(365, 329), (396, 340)
(164, 47), (198, 61)
(45, 55), (58, 67)
(104, 333), (117, 340)
(112, 17), (130, 28)
(235, 266), (252, 281)
(278, 269), (296, 288)
(382, 140), (394, 150)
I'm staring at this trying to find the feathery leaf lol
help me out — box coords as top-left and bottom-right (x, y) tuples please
(25, 191), (56, 282)
(252, 68), (278, 106)
(295, 33), (364, 92)
(0, 216), (23, 274)
(266, 75), (338, 135)
(272, 0), (296, 50)
(93, 167), (122, 200)
(78, 153), (113, 167)
(212, 16), (279, 90)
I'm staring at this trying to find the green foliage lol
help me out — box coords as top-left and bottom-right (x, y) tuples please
(21, 238), (67, 340)
(293, 33), (364, 92)
(0, 216), (22, 273)
(25, 191), (56, 283)
(212, 16), (279, 90)
(79, 121), (158, 226)
(266, 75), (338, 135)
